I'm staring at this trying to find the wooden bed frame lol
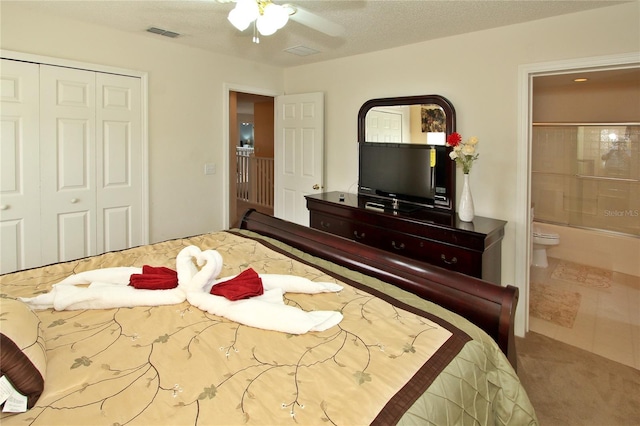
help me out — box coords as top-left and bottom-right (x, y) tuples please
(240, 209), (519, 370)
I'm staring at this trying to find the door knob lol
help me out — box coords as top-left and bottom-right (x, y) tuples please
(70, 198), (79, 204)
(0, 204), (8, 210)
(312, 184), (323, 190)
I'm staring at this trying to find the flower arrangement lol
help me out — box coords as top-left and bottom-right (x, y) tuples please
(446, 132), (479, 174)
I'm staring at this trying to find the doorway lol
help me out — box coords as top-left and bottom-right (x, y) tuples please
(517, 54), (640, 369)
(228, 91), (276, 227)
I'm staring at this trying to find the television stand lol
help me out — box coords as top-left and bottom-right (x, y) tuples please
(306, 191), (507, 284)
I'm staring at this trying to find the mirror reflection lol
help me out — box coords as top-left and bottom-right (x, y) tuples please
(365, 104), (447, 145)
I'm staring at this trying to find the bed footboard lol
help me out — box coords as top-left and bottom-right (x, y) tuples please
(239, 210), (518, 370)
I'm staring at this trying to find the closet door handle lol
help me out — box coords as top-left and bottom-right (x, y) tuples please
(391, 241), (405, 250)
(0, 204), (9, 210)
(70, 198), (79, 204)
(441, 254), (458, 265)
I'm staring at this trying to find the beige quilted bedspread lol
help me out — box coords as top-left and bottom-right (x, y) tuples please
(0, 230), (537, 425)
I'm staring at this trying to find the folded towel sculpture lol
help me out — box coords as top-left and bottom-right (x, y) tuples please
(18, 266), (188, 311)
(20, 245), (343, 334)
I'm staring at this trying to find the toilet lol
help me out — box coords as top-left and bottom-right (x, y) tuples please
(532, 224), (560, 268)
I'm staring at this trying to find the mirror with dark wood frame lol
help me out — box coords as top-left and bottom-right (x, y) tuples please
(357, 95), (456, 213)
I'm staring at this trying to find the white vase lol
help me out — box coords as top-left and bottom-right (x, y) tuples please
(459, 173), (475, 222)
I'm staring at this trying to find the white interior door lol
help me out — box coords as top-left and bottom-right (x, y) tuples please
(0, 59), (41, 273)
(274, 92), (324, 226)
(96, 72), (143, 253)
(39, 64), (97, 264)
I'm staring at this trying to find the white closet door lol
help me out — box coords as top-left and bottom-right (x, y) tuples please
(96, 73), (143, 252)
(0, 59), (41, 273)
(39, 65), (97, 264)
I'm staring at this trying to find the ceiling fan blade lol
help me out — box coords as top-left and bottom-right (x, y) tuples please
(288, 5), (345, 37)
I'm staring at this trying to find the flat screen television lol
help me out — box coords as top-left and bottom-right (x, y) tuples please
(358, 142), (449, 211)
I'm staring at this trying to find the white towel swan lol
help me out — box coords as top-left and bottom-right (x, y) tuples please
(190, 265), (344, 334)
(187, 289), (343, 334)
(208, 273), (343, 294)
(19, 245), (210, 311)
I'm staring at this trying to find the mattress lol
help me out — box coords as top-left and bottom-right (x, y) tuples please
(0, 229), (537, 425)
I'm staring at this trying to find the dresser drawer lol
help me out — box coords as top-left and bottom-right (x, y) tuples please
(376, 231), (481, 276)
(310, 213), (381, 246)
(310, 212), (352, 239)
(416, 239), (480, 276)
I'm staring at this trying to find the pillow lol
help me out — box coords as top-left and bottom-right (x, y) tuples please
(0, 296), (46, 409)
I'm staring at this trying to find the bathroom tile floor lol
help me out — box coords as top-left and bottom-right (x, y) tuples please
(529, 256), (640, 370)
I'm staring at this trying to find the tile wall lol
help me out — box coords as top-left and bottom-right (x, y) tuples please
(532, 124), (639, 237)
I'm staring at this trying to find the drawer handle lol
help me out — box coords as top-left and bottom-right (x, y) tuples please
(441, 254), (458, 265)
(320, 221), (330, 229)
(353, 230), (366, 239)
(391, 241), (405, 250)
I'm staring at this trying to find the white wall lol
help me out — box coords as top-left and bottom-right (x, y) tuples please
(283, 2), (640, 309)
(1, 2), (284, 243)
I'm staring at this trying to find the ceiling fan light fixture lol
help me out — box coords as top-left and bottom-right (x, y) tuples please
(228, 9), (251, 31)
(263, 3), (289, 30)
(228, 0), (290, 38)
(228, 0), (260, 31)
(256, 15), (277, 36)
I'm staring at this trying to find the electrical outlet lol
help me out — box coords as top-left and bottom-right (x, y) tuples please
(204, 163), (216, 175)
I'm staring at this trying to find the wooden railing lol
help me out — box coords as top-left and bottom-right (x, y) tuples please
(236, 149), (274, 209)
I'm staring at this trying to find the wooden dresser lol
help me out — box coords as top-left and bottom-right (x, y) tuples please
(306, 192), (507, 284)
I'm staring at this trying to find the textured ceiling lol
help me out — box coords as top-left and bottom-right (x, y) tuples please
(7, 0), (629, 68)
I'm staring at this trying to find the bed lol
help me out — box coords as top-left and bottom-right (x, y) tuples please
(0, 210), (537, 425)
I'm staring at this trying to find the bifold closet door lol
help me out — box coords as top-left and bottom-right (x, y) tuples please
(0, 60), (41, 273)
(39, 65), (144, 265)
(39, 65), (98, 265)
(95, 72), (143, 254)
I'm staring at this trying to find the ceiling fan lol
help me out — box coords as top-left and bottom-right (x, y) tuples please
(218, 0), (344, 43)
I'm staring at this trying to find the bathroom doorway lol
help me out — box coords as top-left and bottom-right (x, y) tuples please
(524, 61), (640, 369)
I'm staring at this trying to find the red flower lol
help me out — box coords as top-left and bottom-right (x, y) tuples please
(447, 132), (462, 147)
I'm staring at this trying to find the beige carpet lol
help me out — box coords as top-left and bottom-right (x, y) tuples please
(551, 260), (612, 289)
(517, 332), (640, 425)
(529, 282), (581, 328)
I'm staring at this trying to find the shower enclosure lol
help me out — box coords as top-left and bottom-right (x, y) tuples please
(532, 123), (639, 237)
